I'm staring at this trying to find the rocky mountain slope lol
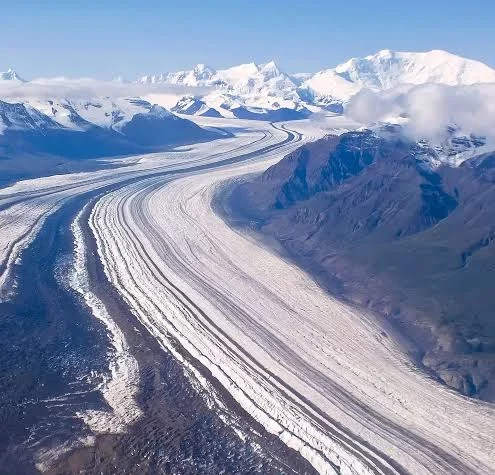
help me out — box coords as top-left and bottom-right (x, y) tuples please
(229, 129), (495, 401)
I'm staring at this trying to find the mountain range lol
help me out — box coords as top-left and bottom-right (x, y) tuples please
(3, 49), (495, 126)
(141, 49), (495, 118)
(0, 95), (220, 185)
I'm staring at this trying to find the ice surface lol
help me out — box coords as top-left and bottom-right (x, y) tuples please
(88, 118), (495, 474)
(2, 116), (494, 474)
(71, 206), (142, 433)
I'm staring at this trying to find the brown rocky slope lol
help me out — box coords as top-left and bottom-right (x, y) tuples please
(228, 130), (495, 401)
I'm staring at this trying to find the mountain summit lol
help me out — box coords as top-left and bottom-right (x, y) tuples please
(0, 68), (26, 82)
(334, 49), (495, 89)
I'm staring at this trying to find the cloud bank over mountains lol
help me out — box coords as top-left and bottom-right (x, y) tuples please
(0, 77), (208, 101)
(346, 83), (495, 142)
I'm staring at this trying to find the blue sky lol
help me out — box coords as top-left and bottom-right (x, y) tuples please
(3, 0), (494, 79)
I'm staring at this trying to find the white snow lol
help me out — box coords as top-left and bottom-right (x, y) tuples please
(335, 49), (495, 89)
(0, 68), (26, 82)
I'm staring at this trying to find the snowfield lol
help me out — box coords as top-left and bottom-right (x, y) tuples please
(1, 117), (494, 474)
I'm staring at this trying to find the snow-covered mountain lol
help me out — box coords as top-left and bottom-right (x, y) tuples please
(334, 49), (495, 89)
(0, 68), (26, 82)
(140, 60), (298, 96)
(1, 49), (495, 136)
(0, 92), (220, 160)
(0, 100), (60, 133)
(140, 60), (309, 120)
(297, 49), (495, 110)
(376, 123), (490, 167)
(25, 97), (156, 131)
(141, 50), (495, 119)
(140, 63), (216, 86)
(171, 96), (223, 117)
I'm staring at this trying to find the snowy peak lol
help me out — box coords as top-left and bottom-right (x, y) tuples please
(300, 69), (361, 102)
(259, 60), (282, 79)
(218, 60), (297, 96)
(192, 63), (216, 79)
(171, 63), (216, 85)
(334, 49), (495, 88)
(0, 68), (26, 82)
(0, 100), (60, 134)
(139, 63), (216, 86)
(213, 60), (287, 85)
(147, 104), (173, 118)
(219, 62), (259, 82)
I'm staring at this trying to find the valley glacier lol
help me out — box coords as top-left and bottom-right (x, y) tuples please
(1, 47), (495, 474)
(86, 117), (495, 475)
(2, 115), (493, 474)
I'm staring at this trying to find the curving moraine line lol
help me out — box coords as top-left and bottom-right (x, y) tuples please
(88, 122), (495, 475)
(0, 120), (312, 472)
(0, 123), (285, 297)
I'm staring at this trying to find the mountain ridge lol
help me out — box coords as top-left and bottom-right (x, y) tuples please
(0, 68), (26, 82)
(228, 128), (495, 401)
(136, 49), (495, 118)
(3, 49), (495, 121)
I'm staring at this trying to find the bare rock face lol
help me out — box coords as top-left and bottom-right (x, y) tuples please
(231, 130), (495, 401)
(437, 370), (476, 395)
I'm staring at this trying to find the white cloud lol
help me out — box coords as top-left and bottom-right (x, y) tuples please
(345, 83), (495, 142)
(0, 77), (210, 101)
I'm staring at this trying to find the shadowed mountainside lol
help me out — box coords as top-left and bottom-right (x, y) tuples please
(230, 131), (495, 400)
